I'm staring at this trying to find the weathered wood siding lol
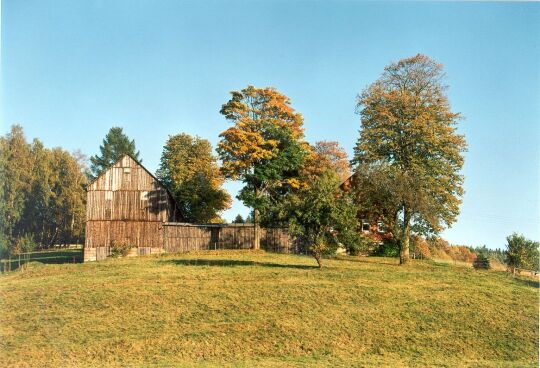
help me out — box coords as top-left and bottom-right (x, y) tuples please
(84, 155), (178, 261)
(163, 224), (293, 253)
(84, 155), (298, 262)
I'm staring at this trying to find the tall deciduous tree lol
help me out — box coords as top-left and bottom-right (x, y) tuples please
(217, 86), (308, 249)
(90, 127), (140, 178)
(352, 54), (467, 265)
(156, 133), (230, 223)
(505, 233), (539, 272)
(0, 125), (33, 246)
(0, 125), (87, 256)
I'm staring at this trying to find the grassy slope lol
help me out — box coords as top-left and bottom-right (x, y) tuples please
(0, 250), (537, 367)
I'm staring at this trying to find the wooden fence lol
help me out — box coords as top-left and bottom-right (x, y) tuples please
(84, 223), (299, 261)
(162, 223), (294, 254)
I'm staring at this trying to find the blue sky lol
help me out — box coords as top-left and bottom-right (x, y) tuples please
(1, 1), (539, 249)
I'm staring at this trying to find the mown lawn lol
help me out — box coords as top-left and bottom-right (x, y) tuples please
(0, 250), (538, 367)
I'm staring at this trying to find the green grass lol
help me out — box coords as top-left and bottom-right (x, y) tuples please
(0, 250), (538, 367)
(1, 249), (83, 271)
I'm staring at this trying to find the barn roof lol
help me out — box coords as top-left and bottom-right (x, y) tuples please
(87, 153), (172, 197)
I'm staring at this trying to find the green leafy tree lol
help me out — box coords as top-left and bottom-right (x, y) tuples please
(289, 171), (359, 268)
(156, 133), (230, 223)
(90, 127), (140, 178)
(352, 54), (467, 265)
(218, 86), (308, 249)
(505, 233), (539, 271)
(0, 125), (87, 256)
(0, 125), (33, 249)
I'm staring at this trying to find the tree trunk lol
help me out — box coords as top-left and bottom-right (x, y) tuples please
(400, 207), (411, 265)
(253, 208), (261, 250)
(314, 253), (322, 269)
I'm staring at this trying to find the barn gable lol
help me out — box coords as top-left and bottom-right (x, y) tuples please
(84, 154), (180, 261)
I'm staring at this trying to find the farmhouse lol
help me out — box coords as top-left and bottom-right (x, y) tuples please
(84, 154), (293, 261)
(340, 174), (393, 243)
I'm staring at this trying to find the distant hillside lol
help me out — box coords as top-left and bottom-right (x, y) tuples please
(0, 251), (538, 367)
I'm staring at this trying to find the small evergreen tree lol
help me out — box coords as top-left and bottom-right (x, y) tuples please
(90, 127), (140, 178)
(473, 254), (491, 270)
(233, 214), (245, 224)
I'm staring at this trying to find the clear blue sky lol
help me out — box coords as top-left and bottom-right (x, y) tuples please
(1, 1), (539, 249)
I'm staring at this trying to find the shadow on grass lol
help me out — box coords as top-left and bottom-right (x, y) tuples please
(1, 249), (83, 271)
(334, 255), (399, 266)
(512, 277), (540, 289)
(161, 259), (317, 270)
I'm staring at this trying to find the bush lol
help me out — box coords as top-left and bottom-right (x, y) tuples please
(473, 254), (491, 270)
(110, 242), (131, 258)
(343, 233), (375, 256)
(372, 240), (400, 257)
(411, 235), (431, 259)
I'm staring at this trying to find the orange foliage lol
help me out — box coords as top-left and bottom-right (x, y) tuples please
(302, 141), (351, 183)
(218, 86), (305, 180)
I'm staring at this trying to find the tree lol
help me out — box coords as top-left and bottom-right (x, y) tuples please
(302, 141), (351, 182)
(505, 233), (539, 271)
(0, 125), (33, 255)
(233, 214), (245, 224)
(352, 54), (467, 265)
(156, 133), (230, 223)
(473, 254), (491, 270)
(218, 85), (308, 249)
(90, 127), (140, 178)
(0, 125), (87, 256)
(289, 171), (358, 268)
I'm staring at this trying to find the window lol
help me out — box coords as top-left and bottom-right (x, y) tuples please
(123, 168), (131, 187)
(361, 220), (370, 233)
(377, 222), (385, 234)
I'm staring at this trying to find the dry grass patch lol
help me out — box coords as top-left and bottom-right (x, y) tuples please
(0, 250), (538, 367)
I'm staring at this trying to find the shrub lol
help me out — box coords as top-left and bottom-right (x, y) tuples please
(411, 235), (431, 259)
(344, 233), (375, 256)
(0, 233), (10, 259)
(110, 242), (131, 258)
(372, 240), (400, 257)
(8, 234), (37, 256)
(473, 254), (491, 270)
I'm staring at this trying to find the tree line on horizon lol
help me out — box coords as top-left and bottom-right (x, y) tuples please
(1, 54), (538, 270)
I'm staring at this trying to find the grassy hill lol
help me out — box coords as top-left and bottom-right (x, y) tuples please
(0, 250), (538, 367)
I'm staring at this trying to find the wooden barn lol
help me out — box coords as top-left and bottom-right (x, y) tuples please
(84, 154), (181, 261)
(84, 154), (297, 261)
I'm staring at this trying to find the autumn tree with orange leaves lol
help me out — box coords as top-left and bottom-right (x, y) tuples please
(217, 86), (308, 249)
(352, 54), (467, 265)
(302, 141), (351, 183)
